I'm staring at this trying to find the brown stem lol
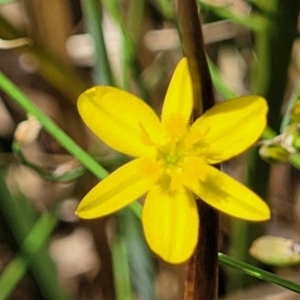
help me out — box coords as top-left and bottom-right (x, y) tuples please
(176, 1), (219, 299)
(176, 0), (215, 114)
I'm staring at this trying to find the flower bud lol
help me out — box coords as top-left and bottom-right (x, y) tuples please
(14, 116), (41, 145)
(291, 130), (300, 151)
(259, 143), (289, 163)
(250, 235), (300, 266)
(291, 100), (300, 123)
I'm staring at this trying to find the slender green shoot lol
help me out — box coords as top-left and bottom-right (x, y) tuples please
(111, 233), (133, 300)
(80, 0), (114, 85)
(0, 69), (142, 217)
(0, 212), (58, 300)
(198, 0), (264, 31)
(280, 80), (300, 133)
(219, 252), (300, 294)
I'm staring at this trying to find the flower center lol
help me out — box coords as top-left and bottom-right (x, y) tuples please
(157, 138), (186, 174)
(165, 152), (180, 164)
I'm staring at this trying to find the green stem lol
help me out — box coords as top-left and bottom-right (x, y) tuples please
(0, 171), (71, 300)
(254, 0), (300, 131)
(219, 252), (300, 294)
(0, 69), (142, 217)
(0, 70), (107, 178)
(119, 208), (157, 300)
(80, 0), (114, 85)
(101, 0), (149, 101)
(280, 80), (300, 133)
(228, 1), (300, 291)
(198, 0), (264, 31)
(111, 231), (133, 300)
(0, 13), (88, 103)
(12, 141), (86, 182)
(0, 212), (59, 300)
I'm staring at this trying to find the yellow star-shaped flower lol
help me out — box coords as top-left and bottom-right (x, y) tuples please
(76, 58), (270, 264)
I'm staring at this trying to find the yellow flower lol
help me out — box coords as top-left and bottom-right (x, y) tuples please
(76, 58), (270, 264)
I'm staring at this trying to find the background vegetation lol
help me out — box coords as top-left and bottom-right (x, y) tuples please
(0, 0), (300, 299)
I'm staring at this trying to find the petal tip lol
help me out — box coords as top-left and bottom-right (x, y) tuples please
(75, 201), (97, 220)
(244, 203), (271, 222)
(154, 248), (195, 265)
(75, 205), (87, 219)
(254, 200), (271, 222)
(258, 207), (271, 222)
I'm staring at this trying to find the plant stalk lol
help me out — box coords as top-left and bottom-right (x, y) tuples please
(176, 1), (219, 299)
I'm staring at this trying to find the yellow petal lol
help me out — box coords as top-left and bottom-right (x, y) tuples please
(187, 96), (268, 164)
(161, 58), (193, 137)
(142, 183), (198, 264)
(78, 86), (165, 158)
(181, 157), (270, 221)
(76, 158), (160, 219)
